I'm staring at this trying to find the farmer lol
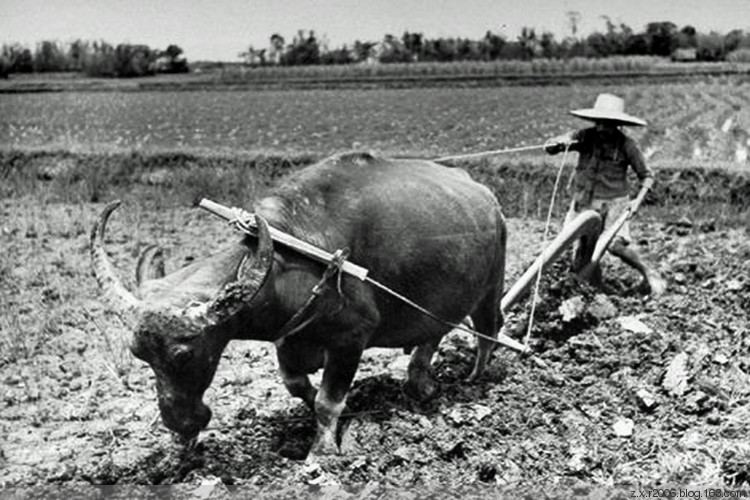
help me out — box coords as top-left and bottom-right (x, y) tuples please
(545, 93), (666, 296)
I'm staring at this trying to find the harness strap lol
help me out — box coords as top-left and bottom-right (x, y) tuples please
(275, 249), (349, 342)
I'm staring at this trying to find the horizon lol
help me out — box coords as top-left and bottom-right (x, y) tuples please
(2, 0), (749, 62)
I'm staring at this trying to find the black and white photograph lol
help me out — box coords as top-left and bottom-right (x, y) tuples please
(1, 0), (749, 496)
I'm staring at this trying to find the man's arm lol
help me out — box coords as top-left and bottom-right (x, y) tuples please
(626, 139), (654, 213)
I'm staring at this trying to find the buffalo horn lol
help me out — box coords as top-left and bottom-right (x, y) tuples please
(90, 201), (142, 311)
(237, 214), (274, 285)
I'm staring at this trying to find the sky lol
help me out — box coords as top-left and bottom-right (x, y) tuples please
(2, 0), (749, 62)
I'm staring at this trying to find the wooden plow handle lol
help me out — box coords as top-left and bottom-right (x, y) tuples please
(590, 206), (632, 265)
(500, 210), (602, 313)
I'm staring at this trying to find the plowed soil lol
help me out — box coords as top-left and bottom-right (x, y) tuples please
(1, 197), (748, 494)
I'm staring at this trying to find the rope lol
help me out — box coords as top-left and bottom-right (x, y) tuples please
(523, 144), (572, 347)
(364, 276), (531, 354)
(275, 249), (349, 341)
(434, 144), (546, 163)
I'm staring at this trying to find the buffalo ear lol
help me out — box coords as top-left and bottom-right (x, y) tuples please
(204, 215), (275, 321)
(136, 245), (166, 287)
(237, 215), (274, 287)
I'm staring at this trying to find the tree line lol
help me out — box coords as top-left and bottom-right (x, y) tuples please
(242, 20), (750, 66)
(3, 19), (750, 78)
(0, 40), (188, 78)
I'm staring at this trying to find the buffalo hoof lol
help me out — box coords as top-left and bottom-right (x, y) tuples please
(300, 459), (341, 486)
(309, 431), (340, 457)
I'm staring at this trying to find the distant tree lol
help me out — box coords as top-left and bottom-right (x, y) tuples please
(82, 40), (116, 76)
(68, 39), (88, 71)
(114, 44), (155, 77)
(539, 32), (557, 58)
(586, 31), (610, 57)
(480, 31), (506, 60)
(457, 38), (482, 60)
(607, 19), (633, 54)
(696, 32), (726, 61)
(677, 25), (698, 48)
(402, 31), (423, 61)
(160, 44), (188, 73)
(352, 40), (377, 63)
(268, 33), (285, 64)
(33, 40), (66, 72)
(724, 29), (746, 53)
(433, 38), (461, 62)
(281, 30), (321, 65)
(377, 34), (411, 63)
(645, 21), (679, 56)
(320, 45), (353, 65)
(558, 36), (585, 58)
(8, 22), (750, 74)
(0, 56), (9, 78)
(624, 32), (650, 55)
(585, 18), (632, 56)
(2, 43), (33, 73)
(517, 27), (539, 60)
(500, 41), (527, 60)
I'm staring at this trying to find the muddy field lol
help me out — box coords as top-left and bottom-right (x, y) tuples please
(1, 189), (748, 494)
(1, 79), (749, 495)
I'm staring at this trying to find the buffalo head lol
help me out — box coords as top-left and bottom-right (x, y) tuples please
(90, 201), (273, 439)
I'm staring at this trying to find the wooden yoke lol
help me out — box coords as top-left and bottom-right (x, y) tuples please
(199, 198), (370, 281)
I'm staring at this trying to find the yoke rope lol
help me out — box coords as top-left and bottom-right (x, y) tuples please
(434, 144), (546, 163)
(364, 276), (530, 354)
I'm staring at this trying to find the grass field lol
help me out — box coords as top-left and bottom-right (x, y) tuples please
(2, 80), (749, 166)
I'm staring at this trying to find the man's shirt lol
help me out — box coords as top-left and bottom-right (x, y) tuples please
(566, 127), (653, 205)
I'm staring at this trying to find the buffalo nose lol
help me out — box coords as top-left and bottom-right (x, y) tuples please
(160, 400), (212, 439)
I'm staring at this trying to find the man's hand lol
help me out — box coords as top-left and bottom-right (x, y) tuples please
(630, 178), (654, 214)
(544, 132), (576, 154)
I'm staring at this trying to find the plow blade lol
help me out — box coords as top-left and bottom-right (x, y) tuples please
(500, 210), (602, 313)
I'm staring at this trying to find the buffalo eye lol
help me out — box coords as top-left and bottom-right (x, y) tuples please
(171, 344), (194, 366)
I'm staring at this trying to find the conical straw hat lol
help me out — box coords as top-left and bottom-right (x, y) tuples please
(570, 93), (647, 127)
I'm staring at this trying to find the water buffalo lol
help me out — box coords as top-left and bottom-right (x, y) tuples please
(90, 152), (506, 456)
